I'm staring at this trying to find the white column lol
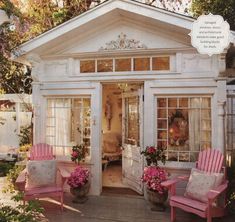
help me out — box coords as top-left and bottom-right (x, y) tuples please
(90, 82), (102, 195)
(217, 101), (226, 153)
(32, 82), (41, 144)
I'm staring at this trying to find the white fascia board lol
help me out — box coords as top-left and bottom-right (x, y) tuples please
(17, 0), (194, 55)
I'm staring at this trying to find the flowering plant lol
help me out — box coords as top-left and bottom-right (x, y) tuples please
(71, 144), (87, 164)
(67, 166), (90, 188)
(141, 146), (166, 166)
(142, 166), (167, 194)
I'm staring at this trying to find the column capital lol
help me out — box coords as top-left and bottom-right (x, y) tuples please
(218, 101), (226, 116)
(26, 53), (43, 82)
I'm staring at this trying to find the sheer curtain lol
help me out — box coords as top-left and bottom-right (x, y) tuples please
(189, 98), (211, 161)
(189, 98), (200, 153)
(46, 99), (71, 157)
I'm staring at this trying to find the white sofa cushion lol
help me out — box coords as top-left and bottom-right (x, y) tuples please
(26, 160), (56, 189)
(184, 168), (224, 203)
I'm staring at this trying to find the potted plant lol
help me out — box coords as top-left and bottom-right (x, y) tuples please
(71, 144), (87, 164)
(67, 166), (90, 203)
(141, 146), (168, 211)
(141, 146), (166, 166)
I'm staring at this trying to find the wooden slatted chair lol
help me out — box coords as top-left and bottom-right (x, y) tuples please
(16, 143), (69, 211)
(162, 149), (228, 222)
(29, 143), (55, 160)
(15, 160), (70, 211)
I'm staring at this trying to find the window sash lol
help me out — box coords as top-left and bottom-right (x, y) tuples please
(46, 97), (91, 160)
(156, 96), (211, 162)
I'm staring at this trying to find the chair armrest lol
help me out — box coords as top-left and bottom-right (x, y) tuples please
(15, 169), (26, 191)
(161, 175), (189, 188)
(177, 175), (190, 181)
(161, 178), (179, 188)
(57, 167), (70, 188)
(207, 181), (228, 202)
(58, 167), (70, 179)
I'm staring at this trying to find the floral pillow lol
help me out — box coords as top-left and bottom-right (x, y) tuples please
(26, 160), (57, 189)
(184, 168), (224, 203)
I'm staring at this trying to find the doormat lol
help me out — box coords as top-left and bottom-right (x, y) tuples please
(102, 187), (143, 197)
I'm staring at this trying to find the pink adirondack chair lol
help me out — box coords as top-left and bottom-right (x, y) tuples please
(162, 149), (228, 222)
(15, 161), (70, 211)
(29, 143), (55, 160)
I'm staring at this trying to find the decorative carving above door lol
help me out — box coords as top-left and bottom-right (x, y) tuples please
(99, 33), (147, 51)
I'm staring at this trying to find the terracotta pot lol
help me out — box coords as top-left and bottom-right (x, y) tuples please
(70, 181), (90, 204)
(146, 188), (168, 211)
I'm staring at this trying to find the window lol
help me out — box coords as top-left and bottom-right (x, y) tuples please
(46, 98), (91, 160)
(79, 55), (171, 73)
(115, 58), (131, 72)
(134, 58), (150, 71)
(152, 57), (170, 70)
(80, 60), (95, 73)
(97, 59), (113, 72)
(156, 97), (211, 162)
(124, 96), (139, 146)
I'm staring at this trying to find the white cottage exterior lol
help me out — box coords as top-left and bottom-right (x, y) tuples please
(14, 0), (230, 195)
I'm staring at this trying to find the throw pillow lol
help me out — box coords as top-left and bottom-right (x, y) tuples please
(184, 168), (224, 203)
(26, 160), (57, 189)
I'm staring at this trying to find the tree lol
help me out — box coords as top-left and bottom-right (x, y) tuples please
(191, 0), (235, 31)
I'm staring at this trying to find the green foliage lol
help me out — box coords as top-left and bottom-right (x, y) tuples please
(0, 162), (14, 177)
(227, 163), (235, 213)
(0, 193), (45, 222)
(141, 146), (166, 166)
(191, 0), (235, 30)
(2, 164), (25, 193)
(18, 124), (32, 147)
(71, 144), (88, 164)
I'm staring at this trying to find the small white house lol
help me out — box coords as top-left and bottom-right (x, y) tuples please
(14, 0), (234, 195)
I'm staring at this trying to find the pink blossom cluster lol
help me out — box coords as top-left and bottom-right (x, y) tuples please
(72, 151), (78, 158)
(67, 166), (90, 188)
(142, 166), (167, 194)
(146, 146), (156, 154)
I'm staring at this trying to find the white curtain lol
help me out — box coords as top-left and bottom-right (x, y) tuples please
(189, 98), (200, 152)
(46, 99), (71, 156)
(189, 98), (211, 155)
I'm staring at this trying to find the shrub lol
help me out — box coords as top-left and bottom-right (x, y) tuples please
(0, 193), (45, 222)
(2, 165), (25, 193)
(0, 162), (15, 177)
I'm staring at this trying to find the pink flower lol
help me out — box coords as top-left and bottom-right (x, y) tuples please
(67, 166), (90, 188)
(147, 146), (156, 154)
(141, 166), (167, 193)
(72, 151), (78, 158)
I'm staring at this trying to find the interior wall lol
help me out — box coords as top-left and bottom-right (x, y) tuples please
(102, 85), (122, 136)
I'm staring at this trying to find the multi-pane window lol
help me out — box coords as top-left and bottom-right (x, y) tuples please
(115, 58), (131, 72)
(124, 96), (140, 146)
(152, 57), (170, 70)
(97, 59), (113, 72)
(156, 97), (211, 162)
(80, 56), (170, 73)
(80, 60), (95, 73)
(134, 58), (150, 71)
(46, 98), (91, 160)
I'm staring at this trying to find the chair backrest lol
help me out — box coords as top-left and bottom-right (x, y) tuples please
(197, 149), (224, 173)
(30, 143), (54, 160)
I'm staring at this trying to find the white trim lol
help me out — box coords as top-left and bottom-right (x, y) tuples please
(14, 0), (195, 56)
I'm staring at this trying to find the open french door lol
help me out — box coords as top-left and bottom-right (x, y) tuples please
(122, 88), (143, 194)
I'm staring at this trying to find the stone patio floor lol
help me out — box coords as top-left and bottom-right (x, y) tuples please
(1, 177), (235, 222)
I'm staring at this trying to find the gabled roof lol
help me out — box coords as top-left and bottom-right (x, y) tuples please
(14, 0), (195, 58)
